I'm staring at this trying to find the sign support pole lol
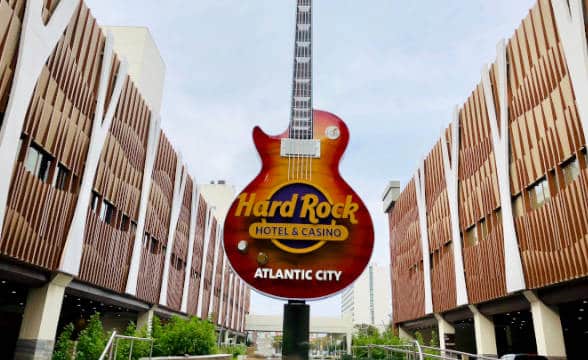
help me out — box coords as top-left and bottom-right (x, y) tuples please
(282, 300), (309, 360)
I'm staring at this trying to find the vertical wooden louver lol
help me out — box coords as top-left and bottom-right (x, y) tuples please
(166, 177), (193, 310)
(425, 138), (457, 313)
(211, 250), (224, 323)
(136, 133), (177, 304)
(509, 0), (588, 289)
(187, 195), (208, 315)
(1, 3), (105, 271)
(79, 77), (151, 293)
(458, 84), (506, 304)
(388, 179), (425, 324)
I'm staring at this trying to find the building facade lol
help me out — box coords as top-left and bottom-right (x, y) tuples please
(341, 264), (392, 332)
(384, 0), (588, 358)
(0, 1), (249, 359)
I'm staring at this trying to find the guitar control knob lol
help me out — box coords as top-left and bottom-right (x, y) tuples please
(237, 240), (248, 253)
(257, 252), (269, 265)
(325, 126), (340, 140)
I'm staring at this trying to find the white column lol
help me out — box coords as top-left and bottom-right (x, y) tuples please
(398, 326), (415, 341)
(524, 291), (567, 358)
(126, 116), (161, 295)
(434, 313), (455, 351)
(346, 332), (352, 355)
(481, 40), (526, 293)
(224, 272), (234, 327)
(59, 31), (128, 275)
(137, 307), (155, 335)
(196, 207), (214, 318)
(441, 109), (468, 306)
(0, 0), (77, 244)
(414, 163), (433, 314)
(14, 273), (72, 360)
(180, 188), (201, 313)
(468, 305), (498, 356)
(552, 0), (588, 143)
(159, 161), (187, 305)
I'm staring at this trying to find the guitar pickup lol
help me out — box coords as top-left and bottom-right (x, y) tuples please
(280, 138), (321, 158)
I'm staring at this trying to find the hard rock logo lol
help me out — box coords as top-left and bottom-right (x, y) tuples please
(232, 182), (359, 254)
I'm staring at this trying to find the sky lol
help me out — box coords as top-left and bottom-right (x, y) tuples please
(86, 0), (536, 317)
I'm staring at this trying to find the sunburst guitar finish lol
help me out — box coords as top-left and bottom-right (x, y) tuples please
(223, 110), (374, 300)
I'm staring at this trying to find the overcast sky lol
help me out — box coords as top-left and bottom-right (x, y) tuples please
(86, 0), (536, 318)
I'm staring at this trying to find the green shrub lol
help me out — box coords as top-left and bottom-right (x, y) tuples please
(219, 344), (247, 359)
(115, 322), (153, 360)
(352, 328), (405, 360)
(154, 316), (217, 356)
(75, 313), (107, 360)
(52, 323), (75, 360)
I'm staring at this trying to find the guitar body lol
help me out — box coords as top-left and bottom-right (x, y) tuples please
(223, 110), (374, 300)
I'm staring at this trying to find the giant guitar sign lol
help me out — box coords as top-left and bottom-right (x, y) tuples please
(223, 0), (374, 300)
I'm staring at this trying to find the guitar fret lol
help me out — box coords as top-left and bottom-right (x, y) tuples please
(290, 0), (313, 140)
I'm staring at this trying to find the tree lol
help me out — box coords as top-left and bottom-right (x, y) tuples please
(75, 313), (107, 360)
(272, 335), (282, 354)
(154, 316), (217, 356)
(52, 323), (75, 360)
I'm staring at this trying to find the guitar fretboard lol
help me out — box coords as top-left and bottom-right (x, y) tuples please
(289, 0), (313, 140)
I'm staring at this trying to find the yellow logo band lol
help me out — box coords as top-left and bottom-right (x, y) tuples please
(248, 220), (349, 242)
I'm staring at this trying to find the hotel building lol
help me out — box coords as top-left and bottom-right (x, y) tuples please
(384, 0), (588, 358)
(341, 264), (392, 332)
(0, 1), (249, 359)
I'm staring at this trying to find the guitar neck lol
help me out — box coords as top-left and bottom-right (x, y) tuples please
(289, 0), (313, 140)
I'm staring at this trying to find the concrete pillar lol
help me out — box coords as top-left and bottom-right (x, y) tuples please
(524, 291), (567, 358)
(434, 313), (455, 350)
(137, 308), (155, 335)
(469, 305), (497, 357)
(14, 273), (72, 360)
(345, 332), (352, 355)
(398, 326), (415, 341)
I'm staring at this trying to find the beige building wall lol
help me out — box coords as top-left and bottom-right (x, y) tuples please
(104, 26), (166, 114)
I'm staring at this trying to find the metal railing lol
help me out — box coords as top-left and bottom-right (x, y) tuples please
(352, 342), (498, 360)
(98, 331), (155, 360)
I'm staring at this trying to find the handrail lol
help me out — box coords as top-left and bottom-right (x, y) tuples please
(98, 331), (117, 360)
(412, 340), (424, 360)
(352, 343), (498, 360)
(98, 332), (154, 360)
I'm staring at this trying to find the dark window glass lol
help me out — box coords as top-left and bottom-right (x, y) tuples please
(100, 200), (114, 225)
(120, 214), (129, 232)
(24, 144), (52, 182)
(53, 164), (69, 190)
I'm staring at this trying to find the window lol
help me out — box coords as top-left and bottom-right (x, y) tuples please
(562, 157), (580, 186)
(130, 221), (137, 236)
(52, 164), (69, 190)
(100, 200), (114, 225)
(143, 232), (150, 248)
(91, 192), (100, 212)
(465, 225), (478, 247)
(120, 214), (130, 232)
(24, 144), (52, 182)
(150, 237), (159, 254)
(529, 177), (550, 210)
